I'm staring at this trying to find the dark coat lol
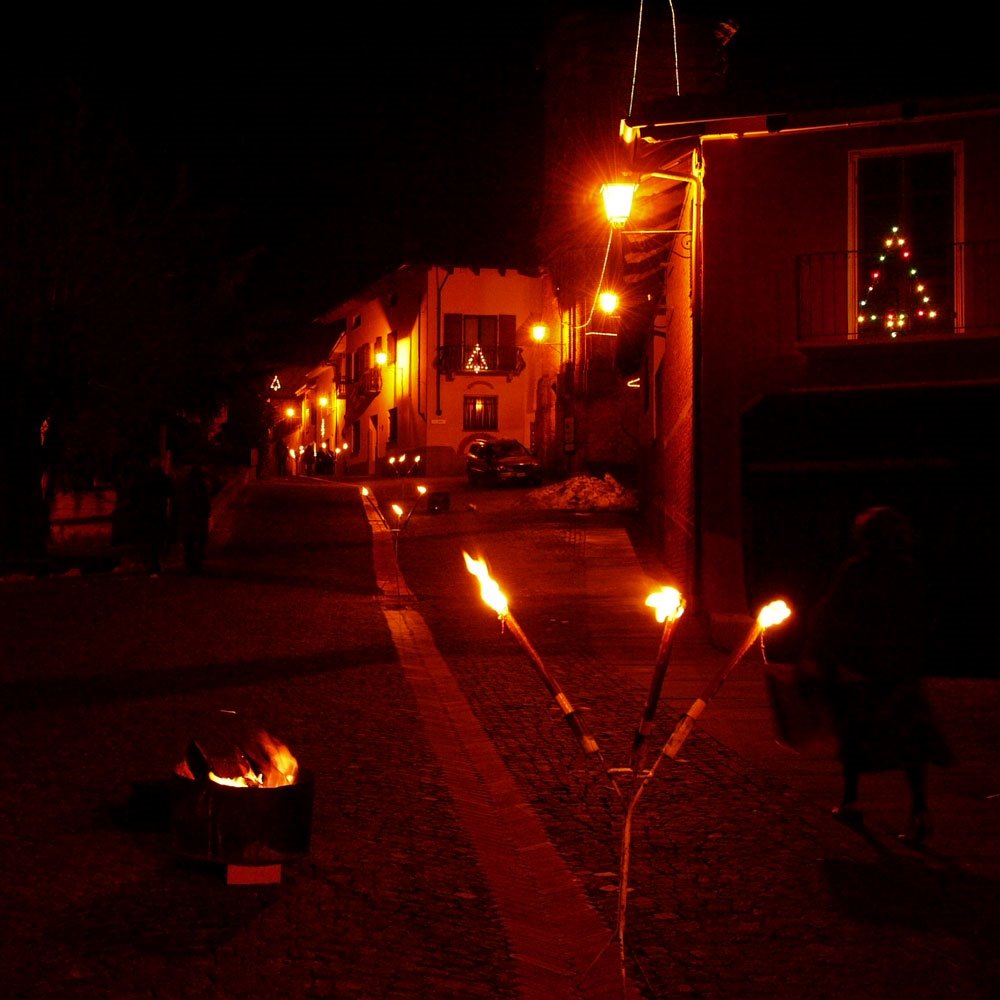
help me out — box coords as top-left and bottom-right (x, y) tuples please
(807, 508), (952, 773)
(174, 468), (211, 540)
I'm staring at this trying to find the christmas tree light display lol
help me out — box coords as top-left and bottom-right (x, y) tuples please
(465, 344), (488, 373)
(857, 225), (938, 337)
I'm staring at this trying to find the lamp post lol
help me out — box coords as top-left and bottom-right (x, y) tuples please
(599, 155), (706, 609)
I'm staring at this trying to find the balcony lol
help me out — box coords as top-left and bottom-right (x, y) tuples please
(344, 366), (382, 422)
(434, 345), (526, 381)
(796, 239), (1000, 344)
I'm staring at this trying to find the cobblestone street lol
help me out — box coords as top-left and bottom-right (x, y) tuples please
(1, 475), (997, 999)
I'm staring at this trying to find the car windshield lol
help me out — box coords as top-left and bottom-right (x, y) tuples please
(490, 441), (528, 458)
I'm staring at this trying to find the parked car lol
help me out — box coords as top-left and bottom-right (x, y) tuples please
(466, 438), (543, 486)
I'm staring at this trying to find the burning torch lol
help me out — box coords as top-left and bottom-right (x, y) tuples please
(629, 586), (686, 775)
(661, 599), (791, 760)
(463, 551), (599, 756)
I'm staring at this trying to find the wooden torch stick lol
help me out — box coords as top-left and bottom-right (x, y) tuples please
(501, 609), (600, 755)
(629, 587), (685, 775)
(661, 600), (791, 760)
(463, 551), (599, 756)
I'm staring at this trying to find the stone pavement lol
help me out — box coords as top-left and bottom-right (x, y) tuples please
(1, 474), (997, 999)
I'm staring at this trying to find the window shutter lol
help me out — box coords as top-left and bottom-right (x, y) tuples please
(499, 314), (516, 348)
(444, 313), (463, 347)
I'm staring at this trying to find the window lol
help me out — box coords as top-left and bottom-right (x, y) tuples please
(445, 314), (517, 370)
(353, 343), (371, 380)
(463, 395), (499, 431)
(351, 420), (361, 456)
(388, 407), (398, 445)
(852, 147), (957, 337)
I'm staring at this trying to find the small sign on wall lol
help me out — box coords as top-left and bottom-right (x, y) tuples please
(431, 418), (446, 425)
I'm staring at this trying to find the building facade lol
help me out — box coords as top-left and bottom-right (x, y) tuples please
(280, 263), (573, 479)
(620, 90), (1000, 661)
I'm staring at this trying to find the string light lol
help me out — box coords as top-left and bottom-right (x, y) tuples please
(857, 225), (937, 337)
(465, 344), (488, 373)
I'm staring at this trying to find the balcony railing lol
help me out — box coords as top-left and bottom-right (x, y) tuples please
(434, 345), (526, 381)
(344, 367), (383, 422)
(796, 239), (1000, 343)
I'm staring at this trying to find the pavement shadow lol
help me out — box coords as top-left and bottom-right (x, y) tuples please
(824, 854), (999, 959)
(2, 646), (396, 713)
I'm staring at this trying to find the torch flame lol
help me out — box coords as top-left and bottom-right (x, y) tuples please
(645, 586), (685, 624)
(463, 551), (509, 617)
(361, 486), (369, 497)
(757, 599), (792, 630)
(391, 503), (404, 518)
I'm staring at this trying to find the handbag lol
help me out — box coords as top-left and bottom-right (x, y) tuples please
(764, 658), (837, 754)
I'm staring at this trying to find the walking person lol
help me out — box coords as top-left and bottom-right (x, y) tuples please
(174, 465), (212, 573)
(805, 505), (953, 845)
(134, 453), (175, 576)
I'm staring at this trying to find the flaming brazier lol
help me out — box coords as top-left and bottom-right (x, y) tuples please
(169, 732), (314, 883)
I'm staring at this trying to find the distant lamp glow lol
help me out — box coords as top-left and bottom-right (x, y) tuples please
(375, 351), (388, 366)
(531, 322), (548, 342)
(599, 291), (620, 314)
(318, 396), (328, 407)
(602, 182), (637, 228)
(285, 406), (296, 419)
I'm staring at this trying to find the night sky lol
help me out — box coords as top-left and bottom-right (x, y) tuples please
(3, 5), (549, 330)
(4, 3), (994, 333)
(138, 16), (547, 281)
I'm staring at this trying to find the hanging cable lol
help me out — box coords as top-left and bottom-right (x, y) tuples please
(575, 229), (615, 331)
(668, 0), (680, 96)
(627, 0), (644, 119)
(628, 0), (681, 119)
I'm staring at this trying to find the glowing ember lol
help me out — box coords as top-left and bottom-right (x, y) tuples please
(176, 730), (299, 788)
(463, 551), (509, 617)
(645, 587), (685, 624)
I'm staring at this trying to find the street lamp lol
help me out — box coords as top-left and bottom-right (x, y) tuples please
(598, 291), (620, 314)
(602, 182), (638, 228)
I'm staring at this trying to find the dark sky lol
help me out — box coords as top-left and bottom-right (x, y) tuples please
(5, 3), (996, 328)
(3, 6), (550, 324)
(159, 11), (547, 292)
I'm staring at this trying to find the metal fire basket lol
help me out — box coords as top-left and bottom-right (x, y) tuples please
(170, 769), (315, 873)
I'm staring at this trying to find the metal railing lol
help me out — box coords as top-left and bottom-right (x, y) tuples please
(796, 239), (1000, 343)
(434, 345), (526, 380)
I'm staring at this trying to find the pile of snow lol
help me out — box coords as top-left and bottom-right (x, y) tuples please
(520, 474), (637, 511)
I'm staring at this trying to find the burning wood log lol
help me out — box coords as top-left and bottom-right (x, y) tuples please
(185, 740), (211, 782)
